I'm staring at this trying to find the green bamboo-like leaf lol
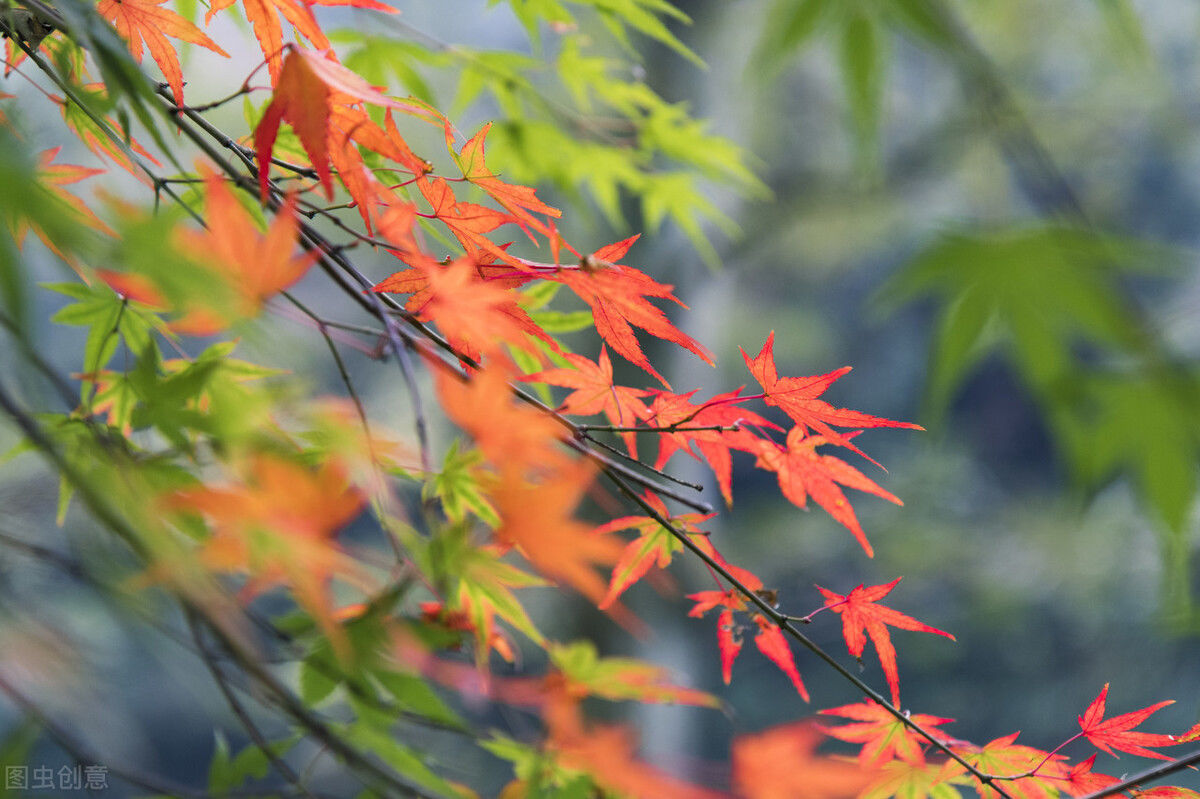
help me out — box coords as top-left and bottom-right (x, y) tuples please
(754, 0), (831, 73)
(840, 12), (885, 166)
(885, 0), (953, 47)
(1094, 0), (1149, 59)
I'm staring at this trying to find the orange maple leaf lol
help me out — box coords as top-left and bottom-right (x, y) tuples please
(1133, 788), (1200, 799)
(205, 0), (394, 83)
(253, 46), (420, 200)
(57, 84), (162, 179)
(544, 697), (722, 799)
(815, 578), (954, 706)
(371, 213), (559, 367)
(452, 122), (562, 239)
(550, 235), (715, 387)
(33, 148), (112, 233)
(1079, 684), (1180, 760)
(167, 454), (368, 646)
(98, 0), (229, 105)
(818, 700), (955, 767)
(434, 363), (568, 475)
(326, 108), (433, 233)
(403, 256), (546, 363)
(169, 168), (317, 334)
(416, 176), (523, 266)
(754, 428), (903, 557)
(522, 347), (650, 457)
(14, 148), (112, 272)
(732, 721), (877, 799)
(491, 461), (624, 610)
(742, 330), (922, 459)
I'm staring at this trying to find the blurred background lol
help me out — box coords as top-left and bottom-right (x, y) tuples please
(5, 0), (1200, 795)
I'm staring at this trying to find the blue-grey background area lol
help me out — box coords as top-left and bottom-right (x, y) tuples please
(2, 0), (1200, 796)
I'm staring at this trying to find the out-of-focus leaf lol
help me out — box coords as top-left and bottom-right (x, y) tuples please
(1071, 372), (1200, 534)
(208, 732), (298, 795)
(880, 225), (1154, 406)
(840, 12), (885, 165)
(1094, 0), (1149, 60)
(372, 669), (465, 729)
(755, 0), (831, 73)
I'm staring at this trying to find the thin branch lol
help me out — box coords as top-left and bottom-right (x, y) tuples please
(0, 672), (241, 799)
(169, 81), (254, 114)
(1077, 747), (1200, 799)
(0, 380), (444, 798)
(187, 612), (323, 799)
(601, 468), (1013, 799)
(0, 528), (84, 577)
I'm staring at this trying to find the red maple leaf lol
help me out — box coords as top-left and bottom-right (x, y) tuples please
(98, 0), (229, 105)
(522, 347), (650, 457)
(754, 428), (902, 557)
(818, 700), (955, 766)
(753, 615), (809, 701)
(645, 387), (781, 505)
(253, 46), (425, 200)
(717, 608), (743, 684)
(688, 582), (808, 700)
(815, 578), (954, 706)
(549, 235), (715, 387)
(742, 331), (921, 457)
(1058, 755), (1120, 797)
(592, 491), (714, 609)
(1078, 684), (1179, 760)
(400, 257), (547, 363)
